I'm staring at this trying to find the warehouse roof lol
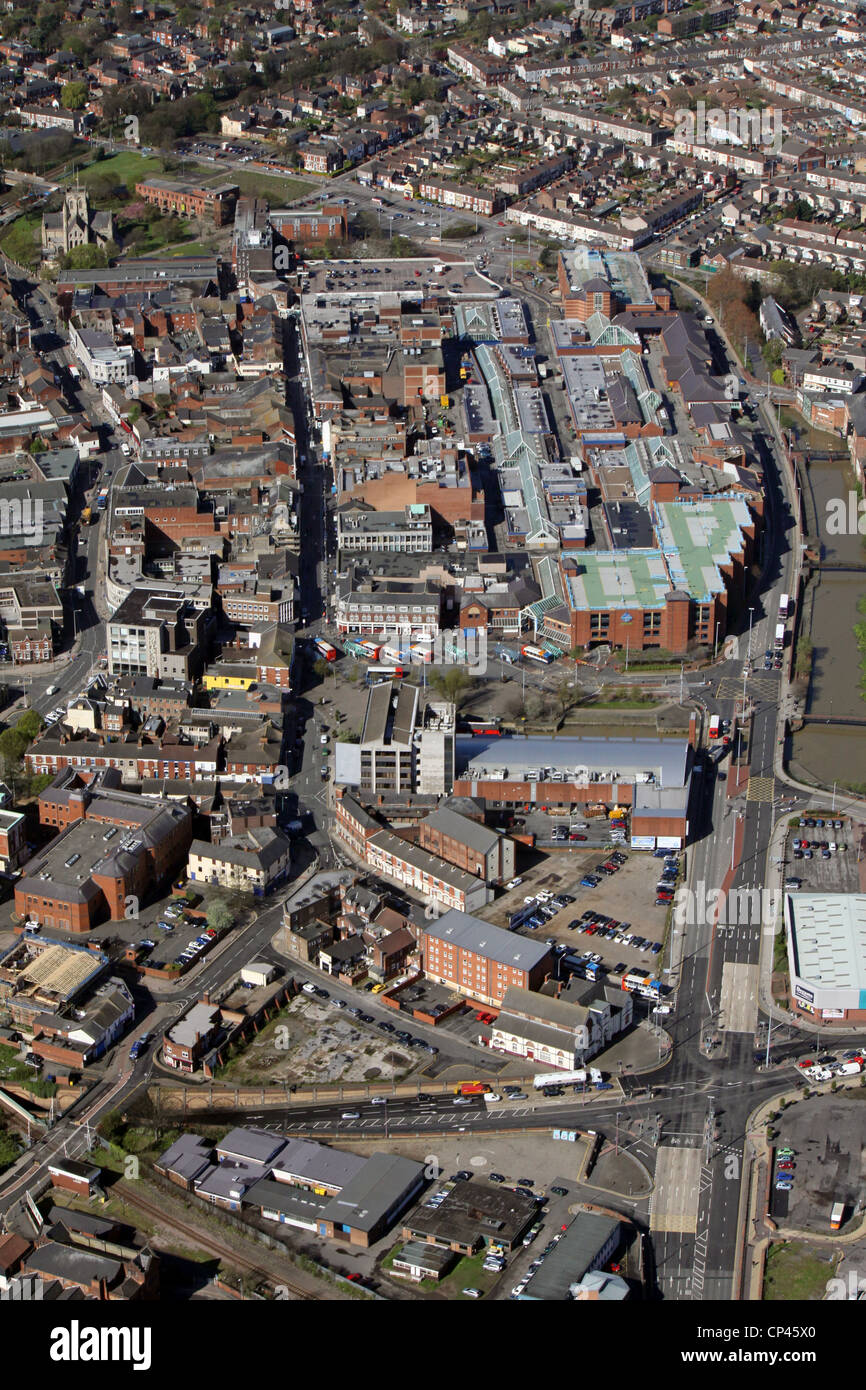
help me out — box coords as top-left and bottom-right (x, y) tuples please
(786, 893), (866, 993)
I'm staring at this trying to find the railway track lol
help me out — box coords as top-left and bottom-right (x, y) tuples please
(114, 1180), (319, 1300)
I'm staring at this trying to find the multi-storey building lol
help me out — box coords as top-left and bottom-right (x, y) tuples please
(420, 909), (553, 1007)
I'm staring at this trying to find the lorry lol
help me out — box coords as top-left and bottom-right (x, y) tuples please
(708, 715), (720, 740)
(774, 623), (785, 652)
(454, 1082), (489, 1095)
(533, 1069), (601, 1089)
(830, 1201), (845, 1230)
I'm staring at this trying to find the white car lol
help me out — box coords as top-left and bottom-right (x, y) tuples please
(505, 877), (523, 890)
(536, 891), (553, 903)
(485, 1093), (502, 1103)
(45, 684), (58, 696)
(302, 982), (318, 995)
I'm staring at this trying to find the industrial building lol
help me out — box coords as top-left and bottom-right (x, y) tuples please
(453, 735), (692, 847)
(785, 893), (866, 1023)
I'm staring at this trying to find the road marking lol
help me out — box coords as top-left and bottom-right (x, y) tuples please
(747, 776), (776, 803)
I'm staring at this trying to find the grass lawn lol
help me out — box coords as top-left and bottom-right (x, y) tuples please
(159, 241), (216, 257)
(63, 152), (166, 190)
(436, 1248), (503, 1299)
(229, 168), (315, 202)
(763, 1242), (838, 1300)
(0, 212), (42, 268)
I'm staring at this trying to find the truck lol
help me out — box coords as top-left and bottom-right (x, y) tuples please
(81, 506), (92, 526)
(454, 1082), (489, 1095)
(708, 715), (721, 740)
(830, 1201), (845, 1230)
(533, 1069), (600, 1089)
(779, 592), (791, 619)
(774, 623), (785, 652)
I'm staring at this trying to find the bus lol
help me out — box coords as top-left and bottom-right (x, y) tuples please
(521, 644), (555, 664)
(779, 593), (791, 619)
(314, 639), (337, 662)
(410, 643), (432, 663)
(366, 665), (405, 684)
(461, 718), (502, 737)
(345, 638), (373, 661)
(708, 715), (720, 740)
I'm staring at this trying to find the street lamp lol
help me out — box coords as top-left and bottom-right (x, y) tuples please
(714, 620), (720, 662)
(747, 607), (755, 660)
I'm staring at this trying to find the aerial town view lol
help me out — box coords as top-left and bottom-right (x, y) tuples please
(0, 0), (863, 1356)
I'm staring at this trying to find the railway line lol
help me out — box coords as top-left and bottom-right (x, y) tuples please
(113, 1180), (320, 1301)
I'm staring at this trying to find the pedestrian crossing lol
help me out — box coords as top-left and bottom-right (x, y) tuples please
(747, 776), (776, 803)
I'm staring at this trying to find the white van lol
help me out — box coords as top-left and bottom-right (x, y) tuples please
(45, 685), (58, 696)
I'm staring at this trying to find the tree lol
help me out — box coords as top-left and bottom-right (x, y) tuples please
(98, 1110), (125, 1145)
(61, 80), (88, 110)
(206, 898), (235, 934)
(312, 657), (331, 682)
(429, 667), (474, 707)
(337, 729), (360, 742)
(60, 244), (109, 271)
(554, 676), (578, 715)
(16, 710), (44, 742)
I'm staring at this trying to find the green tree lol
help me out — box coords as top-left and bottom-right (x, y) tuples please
(60, 244), (110, 271)
(61, 80), (88, 111)
(313, 657), (331, 681)
(16, 710), (44, 742)
(98, 1109), (125, 1145)
(206, 898), (234, 934)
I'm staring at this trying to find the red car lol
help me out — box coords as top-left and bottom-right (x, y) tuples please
(797, 1059), (816, 1069)
(475, 1011), (487, 1022)
(346, 1273), (363, 1283)
(497, 220), (505, 226)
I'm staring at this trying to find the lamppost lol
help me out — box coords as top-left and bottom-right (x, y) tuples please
(747, 606), (755, 660)
(714, 620), (721, 662)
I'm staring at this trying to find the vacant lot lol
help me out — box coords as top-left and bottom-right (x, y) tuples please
(763, 1241), (838, 1300)
(217, 996), (422, 1085)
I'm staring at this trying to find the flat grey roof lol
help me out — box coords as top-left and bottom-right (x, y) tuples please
(520, 1211), (620, 1301)
(786, 893), (866, 993)
(457, 736), (690, 788)
(319, 1151), (424, 1232)
(424, 908), (552, 971)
